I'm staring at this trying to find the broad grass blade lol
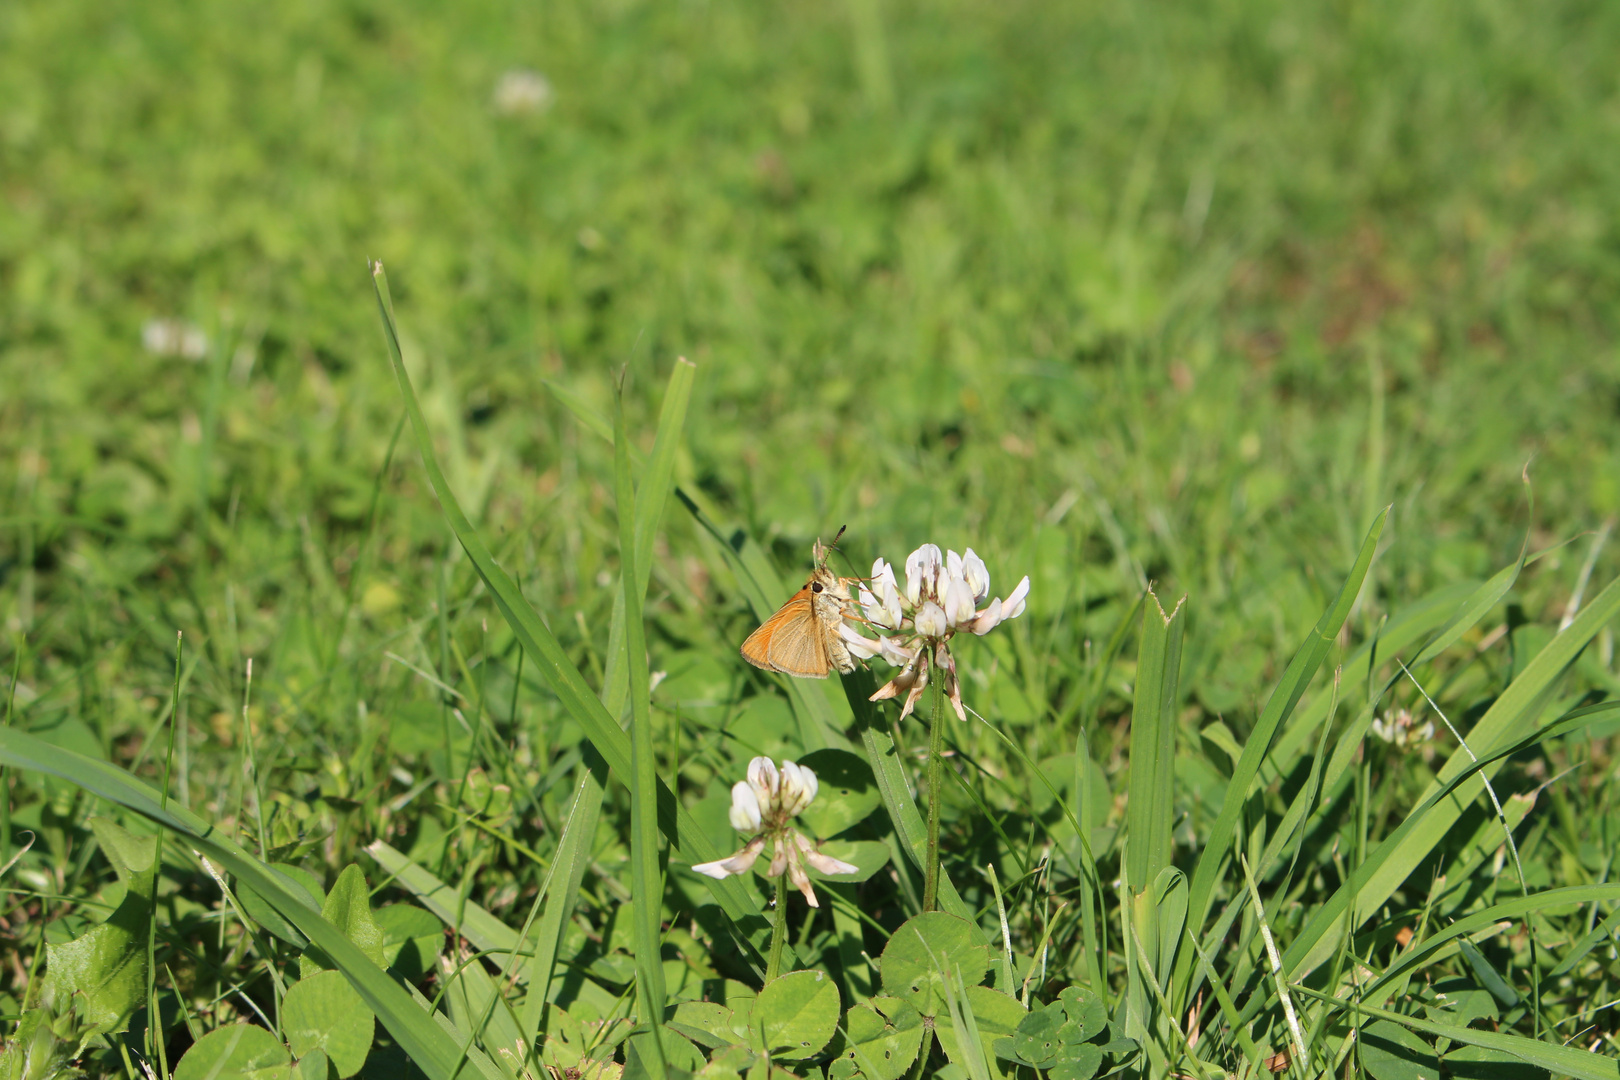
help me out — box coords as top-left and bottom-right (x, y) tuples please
(0, 728), (472, 1080)
(1284, 576), (1620, 977)
(369, 266), (775, 960)
(1124, 589), (1184, 892)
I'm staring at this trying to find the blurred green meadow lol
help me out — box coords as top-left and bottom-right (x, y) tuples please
(3, 0), (1620, 1075)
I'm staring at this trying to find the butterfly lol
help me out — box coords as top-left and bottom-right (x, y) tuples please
(740, 530), (858, 679)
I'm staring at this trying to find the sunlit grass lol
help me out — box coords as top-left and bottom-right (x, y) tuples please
(3, 0), (1620, 1075)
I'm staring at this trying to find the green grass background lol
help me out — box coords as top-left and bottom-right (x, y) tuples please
(3, 0), (1620, 1068)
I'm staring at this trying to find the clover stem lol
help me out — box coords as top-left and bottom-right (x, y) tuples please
(923, 658), (946, 913)
(766, 868), (788, 982)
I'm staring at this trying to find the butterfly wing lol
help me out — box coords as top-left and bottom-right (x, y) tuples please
(740, 585), (831, 678)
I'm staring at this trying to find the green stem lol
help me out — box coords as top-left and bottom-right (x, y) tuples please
(767, 868), (789, 982)
(923, 659), (946, 913)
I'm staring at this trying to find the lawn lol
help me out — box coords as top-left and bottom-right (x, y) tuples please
(2, 0), (1619, 1076)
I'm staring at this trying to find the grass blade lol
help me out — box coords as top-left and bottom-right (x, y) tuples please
(1124, 588), (1185, 892)
(369, 265), (775, 963)
(616, 385), (668, 1075)
(523, 359), (695, 1048)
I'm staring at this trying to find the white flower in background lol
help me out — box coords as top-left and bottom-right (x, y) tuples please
(1370, 707), (1434, 749)
(691, 756), (857, 907)
(493, 68), (553, 115)
(849, 544), (1030, 722)
(142, 318), (208, 361)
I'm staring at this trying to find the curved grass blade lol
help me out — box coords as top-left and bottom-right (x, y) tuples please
(0, 727), (472, 1080)
(369, 265), (776, 966)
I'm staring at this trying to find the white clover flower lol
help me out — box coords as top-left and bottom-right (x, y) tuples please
(691, 756), (857, 907)
(493, 68), (553, 115)
(1371, 707), (1434, 749)
(864, 543), (1031, 722)
(142, 318), (208, 361)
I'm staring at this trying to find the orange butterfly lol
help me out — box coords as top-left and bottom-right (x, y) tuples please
(740, 531), (858, 679)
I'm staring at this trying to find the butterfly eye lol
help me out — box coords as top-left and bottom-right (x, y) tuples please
(812, 582), (824, 593)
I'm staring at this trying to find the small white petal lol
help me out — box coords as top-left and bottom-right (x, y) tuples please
(804, 850), (860, 876)
(779, 761), (818, 817)
(914, 600), (949, 640)
(961, 549), (990, 601)
(969, 600), (1005, 636)
(877, 570), (903, 627)
(878, 635), (916, 666)
(904, 545), (941, 606)
(690, 859), (733, 880)
(1001, 576), (1030, 620)
(946, 550), (963, 583)
(795, 831), (859, 876)
(839, 623), (882, 659)
(728, 781), (763, 832)
(748, 757), (779, 811)
(859, 583), (895, 630)
(692, 837), (765, 878)
(944, 573), (977, 627)
(787, 849), (819, 907)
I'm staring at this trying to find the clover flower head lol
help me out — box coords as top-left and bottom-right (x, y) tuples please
(1370, 707), (1434, 749)
(690, 756), (857, 907)
(493, 68), (554, 115)
(856, 542), (1031, 723)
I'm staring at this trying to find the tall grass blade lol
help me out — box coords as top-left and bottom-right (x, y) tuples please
(523, 359), (695, 1049)
(1262, 578), (1477, 784)
(1124, 589), (1184, 891)
(369, 265), (776, 961)
(616, 386), (668, 1076)
(0, 727), (471, 1080)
